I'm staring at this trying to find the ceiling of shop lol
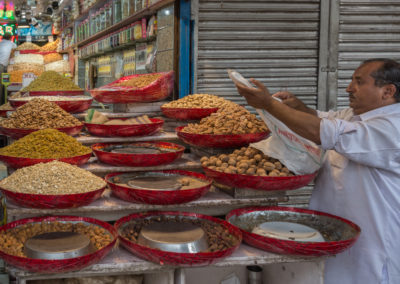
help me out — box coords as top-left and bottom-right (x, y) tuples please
(14, 0), (56, 23)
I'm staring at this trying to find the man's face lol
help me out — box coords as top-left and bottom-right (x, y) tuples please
(346, 61), (390, 115)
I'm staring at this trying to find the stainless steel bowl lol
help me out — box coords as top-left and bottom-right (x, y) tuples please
(138, 221), (209, 253)
(24, 231), (93, 260)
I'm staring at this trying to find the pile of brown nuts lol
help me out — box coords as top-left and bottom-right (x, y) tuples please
(0, 221), (113, 257)
(162, 94), (230, 109)
(201, 146), (294, 177)
(182, 103), (268, 135)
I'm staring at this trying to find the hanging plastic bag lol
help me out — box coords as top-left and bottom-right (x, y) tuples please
(228, 69), (324, 175)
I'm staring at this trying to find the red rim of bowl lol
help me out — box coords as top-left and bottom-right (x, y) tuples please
(203, 166), (317, 191)
(0, 124), (84, 139)
(84, 118), (164, 137)
(176, 126), (270, 148)
(29, 90), (85, 96)
(114, 211), (242, 266)
(0, 152), (92, 169)
(9, 97), (93, 113)
(92, 141), (185, 167)
(226, 206), (361, 256)
(0, 215), (117, 273)
(105, 170), (212, 205)
(161, 107), (219, 120)
(0, 185), (105, 209)
(89, 71), (174, 103)
(0, 109), (14, 117)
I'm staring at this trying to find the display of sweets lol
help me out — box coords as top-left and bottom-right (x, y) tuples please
(21, 71), (82, 92)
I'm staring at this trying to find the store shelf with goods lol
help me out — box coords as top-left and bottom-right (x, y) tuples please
(77, 0), (174, 47)
(6, 188), (286, 222)
(6, 244), (325, 283)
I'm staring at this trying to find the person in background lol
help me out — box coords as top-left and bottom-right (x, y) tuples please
(0, 32), (16, 104)
(234, 58), (400, 284)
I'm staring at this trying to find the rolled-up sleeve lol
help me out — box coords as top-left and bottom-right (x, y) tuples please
(319, 116), (400, 171)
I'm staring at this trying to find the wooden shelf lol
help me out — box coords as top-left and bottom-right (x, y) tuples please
(77, 0), (174, 47)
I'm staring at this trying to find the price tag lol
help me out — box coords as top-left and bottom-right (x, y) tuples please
(1, 73), (10, 84)
(22, 72), (37, 88)
(48, 36), (54, 42)
(14, 51), (19, 57)
(26, 35), (32, 42)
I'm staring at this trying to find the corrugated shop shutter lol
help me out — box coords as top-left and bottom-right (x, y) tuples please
(194, 0), (321, 109)
(336, 0), (400, 109)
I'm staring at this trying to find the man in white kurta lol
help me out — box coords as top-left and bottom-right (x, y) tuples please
(235, 59), (400, 284)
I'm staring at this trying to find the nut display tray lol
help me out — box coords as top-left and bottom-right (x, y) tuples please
(226, 206), (360, 256)
(0, 216), (117, 273)
(105, 170), (212, 205)
(161, 107), (219, 120)
(203, 166), (316, 191)
(9, 97), (93, 113)
(85, 118), (164, 137)
(0, 152), (92, 169)
(115, 211), (242, 266)
(0, 124), (84, 140)
(0, 109), (14, 117)
(89, 71), (174, 104)
(176, 126), (269, 148)
(92, 141), (185, 167)
(0, 184), (105, 209)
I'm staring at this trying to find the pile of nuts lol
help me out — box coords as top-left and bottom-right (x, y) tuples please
(0, 221), (113, 257)
(201, 146), (294, 177)
(0, 98), (82, 129)
(182, 103), (268, 135)
(162, 94), (230, 109)
(114, 73), (162, 88)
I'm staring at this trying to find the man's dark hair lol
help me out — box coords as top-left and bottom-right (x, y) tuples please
(2, 33), (12, 40)
(363, 58), (400, 102)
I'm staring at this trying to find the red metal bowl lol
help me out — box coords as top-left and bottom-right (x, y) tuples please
(9, 97), (93, 113)
(85, 118), (164, 137)
(203, 166), (316, 191)
(0, 109), (14, 117)
(226, 206), (361, 256)
(0, 124), (83, 139)
(176, 126), (270, 148)
(0, 184), (105, 209)
(29, 90), (85, 96)
(89, 71), (174, 103)
(0, 216), (117, 273)
(18, 49), (39, 54)
(0, 152), (92, 169)
(92, 141), (185, 167)
(161, 107), (219, 120)
(115, 211), (242, 266)
(105, 170), (212, 205)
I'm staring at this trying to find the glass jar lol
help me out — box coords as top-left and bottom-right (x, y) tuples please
(122, 0), (130, 19)
(129, 0), (135, 15)
(113, 0), (122, 24)
(135, 0), (142, 12)
(100, 8), (106, 31)
(105, 4), (112, 28)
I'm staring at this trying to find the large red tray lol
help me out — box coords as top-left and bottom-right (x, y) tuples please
(161, 107), (219, 120)
(89, 71), (174, 103)
(203, 167), (316, 191)
(29, 90), (85, 96)
(0, 185), (105, 209)
(9, 97), (93, 113)
(226, 207), (361, 256)
(176, 126), (269, 148)
(115, 211), (242, 266)
(92, 141), (185, 167)
(106, 170), (212, 205)
(0, 124), (83, 139)
(0, 152), (92, 169)
(85, 118), (164, 137)
(0, 216), (117, 273)
(0, 109), (14, 117)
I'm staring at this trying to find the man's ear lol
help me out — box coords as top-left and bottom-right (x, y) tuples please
(383, 84), (397, 100)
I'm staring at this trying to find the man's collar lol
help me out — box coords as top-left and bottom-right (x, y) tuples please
(355, 103), (400, 121)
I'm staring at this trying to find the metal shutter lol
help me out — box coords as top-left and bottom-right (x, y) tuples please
(194, 0), (321, 108)
(337, 0), (400, 109)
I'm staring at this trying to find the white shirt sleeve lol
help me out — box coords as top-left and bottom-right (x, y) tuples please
(320, 116), (400, 171)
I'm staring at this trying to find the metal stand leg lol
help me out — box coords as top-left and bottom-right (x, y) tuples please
(174, 268), (186, 284)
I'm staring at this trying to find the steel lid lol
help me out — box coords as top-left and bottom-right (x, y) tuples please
(252, 221), (325, 242)
(138, 221), (209, 253)
(24, 231), (93, 260)
(115, 172), (183, 191)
